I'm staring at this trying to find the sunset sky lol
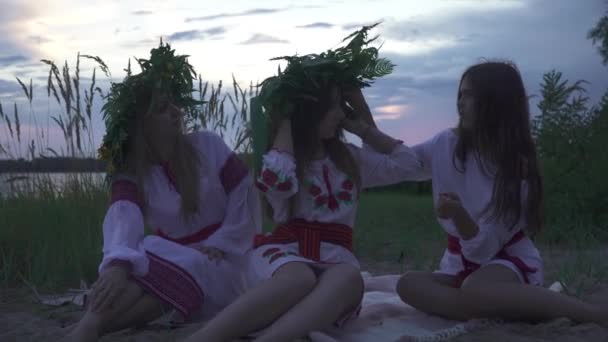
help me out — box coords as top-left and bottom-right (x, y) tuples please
(1, 0), (607, 157)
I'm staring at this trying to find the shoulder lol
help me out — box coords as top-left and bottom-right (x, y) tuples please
(415, 128), (457, 154)
(187, 130), (233, 160)
(187, 130), (229, 150)
(429, 128), (455, 145)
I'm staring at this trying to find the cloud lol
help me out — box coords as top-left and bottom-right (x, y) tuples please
(185, 8), (285, 22)
(0, 2), (42, 73)
(166, 27), (227, 42)
(114, 26), (141, 35)
(296, 22), (334, 29)
(375, 104), (408, 114)
(375, 113), (405, 121)
(119, 38), (157, 49)
(0, 79), (18, 96)
(372, 104), (409, 121)
(353, 0), (608, 144)
(131, 10), (153, 15)
(380, 0), (608, 88)
(240, 34), (289, 45)
(342, 20), (383, 31)
(0, 55), (29, 67)
(28, 35), (51, 44)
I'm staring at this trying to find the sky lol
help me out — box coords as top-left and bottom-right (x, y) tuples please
(0, 0), (607, 158)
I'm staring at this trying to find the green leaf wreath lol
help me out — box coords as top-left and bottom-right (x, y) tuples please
(98, 41), (204, 175)
(257, 22), (395, 121)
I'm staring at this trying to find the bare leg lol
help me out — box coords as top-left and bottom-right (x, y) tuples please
(182, 262), (317, 342)
(396, 264), (605, 323)
(100, 292), (169, 334)
(256, 263), (364, 342)
(65, 280), (167, 341)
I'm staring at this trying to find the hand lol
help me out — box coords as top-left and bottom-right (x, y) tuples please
(342, 87), (367, 109)
(89, 266), (129, 313)
(436, 192), (466, 220)
(200, 246), (225, 264)
(342, 87), (376, 128)
(341, 117), (371, 138)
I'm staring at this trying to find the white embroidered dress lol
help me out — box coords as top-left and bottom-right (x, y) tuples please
(410, 129), (543, 286)
(248, 143), (422, 283)
(99, 131), (261, 321)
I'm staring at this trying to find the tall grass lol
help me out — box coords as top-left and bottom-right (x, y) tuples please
(0, 49), (265, 290)
(0, 190), (439, 290)
(0, 181), (107, 289)
(1, 50), (607, 292)
(0, 53), (257, 161)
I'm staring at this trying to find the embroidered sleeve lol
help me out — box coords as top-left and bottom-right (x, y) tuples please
(347, 142), (427, 189)
(256, 150), (299, 222)
(98, 179), (149, 276)
(220, 152), (250, 194)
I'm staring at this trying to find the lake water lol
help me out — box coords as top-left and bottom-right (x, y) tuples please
(0, 172), (106, 197)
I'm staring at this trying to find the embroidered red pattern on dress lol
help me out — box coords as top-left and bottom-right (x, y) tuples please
(257, 167), (293, 192)
(447, 230), (538, 287)
(132, 251), (204, 321)
(322, 165), (340, 211)
(308, 169), (354, 212)
(220, 153), (249, 194)
(110, 180), (143, 210)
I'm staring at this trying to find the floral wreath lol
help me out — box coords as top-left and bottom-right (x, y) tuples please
(257, 22), (395, 123)
(97, 41), (204, 176)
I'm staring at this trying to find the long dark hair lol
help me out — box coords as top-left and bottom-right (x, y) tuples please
(266, 83), (361, 218)
(453, 61), (544, 235)
(123, 85), (202, 218)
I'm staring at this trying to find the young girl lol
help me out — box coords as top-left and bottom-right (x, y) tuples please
(396, 61), (607, 324)
(183, 83), (423, 342)
(66, 46), (260, 341)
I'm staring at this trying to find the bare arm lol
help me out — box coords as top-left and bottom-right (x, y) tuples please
(342, 118), (401, 154)
(272, 119), (294, 154)
(342, 88), (400, 154)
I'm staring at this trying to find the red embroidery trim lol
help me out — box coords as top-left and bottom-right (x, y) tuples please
(254, 219), (352, 262)
(220, 153), (249, 194)
(131, 251), (204, 321)
(447, 230), (537, 287)
(155, 222), (222, 245)
(322, 165), (339, 211)
(110, 180), (143, 210)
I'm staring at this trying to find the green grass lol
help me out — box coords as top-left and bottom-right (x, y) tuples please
(0, 188), (107, 289)
(354, 192), (444, 270)
(1, 188), (606, 292)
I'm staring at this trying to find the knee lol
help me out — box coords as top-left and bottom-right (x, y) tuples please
(396, 272), (423, 303)
(459, 273), (486, 294)
(274, 262), (317, 295)
(334, 264), (364, 295)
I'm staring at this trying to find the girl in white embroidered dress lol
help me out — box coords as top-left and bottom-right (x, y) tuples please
(66, 85), (260, 341)
(184, 85), (423, 342)
(396, 61), (608, 325)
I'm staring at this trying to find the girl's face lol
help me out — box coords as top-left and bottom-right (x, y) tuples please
(457, 75), (476, 131)
(318, 87), (346, 140)
(144, 102), (182, 161)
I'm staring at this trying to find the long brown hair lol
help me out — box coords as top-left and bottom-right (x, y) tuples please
(266, 83), (360, 218)
(453, 61), (544, 235)
(121, 85), (202, 218)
